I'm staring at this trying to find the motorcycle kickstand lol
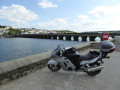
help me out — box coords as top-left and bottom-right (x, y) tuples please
(73, 70), (78, 78)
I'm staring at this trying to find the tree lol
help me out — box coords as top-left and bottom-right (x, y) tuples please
(8, 28), (21, 35)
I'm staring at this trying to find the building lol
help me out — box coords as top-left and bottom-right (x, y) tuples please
(0, 31), (3, 35)
(5, 26), (11, 29)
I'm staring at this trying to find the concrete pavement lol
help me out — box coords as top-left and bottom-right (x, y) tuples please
(0, 50), (120, 90)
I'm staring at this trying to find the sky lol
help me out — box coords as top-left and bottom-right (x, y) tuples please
(0, 0), (120, 32)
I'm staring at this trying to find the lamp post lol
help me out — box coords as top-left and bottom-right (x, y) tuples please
(98, 32), (102, 41)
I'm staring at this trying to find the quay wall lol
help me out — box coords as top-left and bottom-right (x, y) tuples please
(0, 42), (94, 85)
(114, 36), (120, 42)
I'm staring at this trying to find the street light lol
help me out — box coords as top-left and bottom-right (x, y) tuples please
(98, 32), (102, 41)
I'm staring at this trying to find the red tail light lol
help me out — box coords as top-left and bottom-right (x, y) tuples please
(110, 48), (115, 52)
(109, 56), (110, 60)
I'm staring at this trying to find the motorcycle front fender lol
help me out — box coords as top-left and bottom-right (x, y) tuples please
(47, 59), (57, 66)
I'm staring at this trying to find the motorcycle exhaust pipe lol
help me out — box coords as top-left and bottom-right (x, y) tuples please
(87, 65), (104, 72)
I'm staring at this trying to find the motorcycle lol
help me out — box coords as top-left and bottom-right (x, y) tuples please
(47, 41), (115, 76)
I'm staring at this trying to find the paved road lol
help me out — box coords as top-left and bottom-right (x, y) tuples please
(113, 41), (120, 52)
(0, 50), (120, 90)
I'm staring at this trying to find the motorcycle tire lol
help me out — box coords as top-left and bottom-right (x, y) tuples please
(87, 70), (101, 76)
(48, 64), (61, 72)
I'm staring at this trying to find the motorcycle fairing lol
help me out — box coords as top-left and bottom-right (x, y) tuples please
(48, 55), (76, 71)
(47, 59), (57, 66)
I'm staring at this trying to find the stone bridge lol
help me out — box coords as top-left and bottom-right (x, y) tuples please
(14, 33), (120, 41)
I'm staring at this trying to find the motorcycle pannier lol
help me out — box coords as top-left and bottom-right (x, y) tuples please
(99, 41), (115, 53)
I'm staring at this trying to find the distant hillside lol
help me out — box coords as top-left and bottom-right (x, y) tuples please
(56, 30), (76, 33)
(0, 25), (6, 28)
(82, 30), (120, 33)
(8, 28), (21, 35)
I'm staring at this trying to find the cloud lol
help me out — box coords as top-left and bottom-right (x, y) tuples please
(0, 4), (38, 27)
(89, 5), (120, 17)
(1, 4), (119, 32)
(36, 18), (103, 32)
(57, 0), (63, 2)
(77, 15), (89, 20)
(36, 13), (120, 32)
(36, 17), (98, 32)
(36, 5), (120, 32)
(38, 0), (58, 8)
(64, 5), (120, 32)
(87, 5), (120, 30)
(37, 18), (67, 30)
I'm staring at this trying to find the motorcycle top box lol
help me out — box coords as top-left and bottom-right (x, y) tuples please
(99, 41), (115, 53)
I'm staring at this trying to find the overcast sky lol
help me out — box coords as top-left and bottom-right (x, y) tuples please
(0, 0), (120, 32)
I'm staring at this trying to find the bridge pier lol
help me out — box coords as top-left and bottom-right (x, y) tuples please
(43, 35), (46, 39)
(39, 35), (44, 38)
(36, 35), (43, 39)
(46, 35), (51, 39)
(82, 36), (87, 41)
(65, 36), (71, 40)
(51, 36), (53, 39)
(52, 35), (57, 39)
(74, 36), (79, 41)
(36, 35), (40, 38)
(59, 35), (63, 40)
(89, 36), (96, 41)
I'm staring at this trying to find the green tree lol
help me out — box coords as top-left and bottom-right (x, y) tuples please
(0, 25), (6, 28)
(8, 28), (21, 35)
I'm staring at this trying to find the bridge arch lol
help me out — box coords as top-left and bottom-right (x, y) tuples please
(71, 36), (74, 41)
(57, 36), (59, 40)
(78, 36), (82, 41)
(63, 36), (66, 40)
(86, 37), (90, 42)
(95, 36), (101, 42)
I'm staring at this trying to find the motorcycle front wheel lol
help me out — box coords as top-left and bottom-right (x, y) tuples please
(87, 70), (101, 76)
(48, 64), (61, 72)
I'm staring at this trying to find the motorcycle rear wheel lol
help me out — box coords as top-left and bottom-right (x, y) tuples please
(87, 70), (101, 76)
(48, 64), (61, 72)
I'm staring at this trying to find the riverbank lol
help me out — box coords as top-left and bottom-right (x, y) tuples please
(0, 35), (14, 38)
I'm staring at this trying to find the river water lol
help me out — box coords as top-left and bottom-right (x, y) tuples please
(0, 38), (85, 63)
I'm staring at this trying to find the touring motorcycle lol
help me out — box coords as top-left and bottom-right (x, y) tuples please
(47, 41), (115, 76)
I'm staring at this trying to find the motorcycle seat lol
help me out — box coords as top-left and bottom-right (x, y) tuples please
(80, 52), (92, 60)
(65, 53), (80, 59)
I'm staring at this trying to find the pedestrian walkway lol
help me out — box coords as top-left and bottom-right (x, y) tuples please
(0, 49), (120, 90)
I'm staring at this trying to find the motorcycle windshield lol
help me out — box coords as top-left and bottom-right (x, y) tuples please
(51, 47), (62, 57)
